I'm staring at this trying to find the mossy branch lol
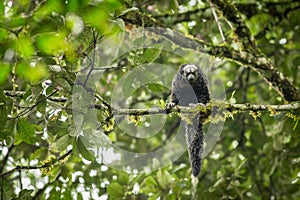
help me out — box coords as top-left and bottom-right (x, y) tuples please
(4, 91), (299, 115)
(112, 101), (300, 116)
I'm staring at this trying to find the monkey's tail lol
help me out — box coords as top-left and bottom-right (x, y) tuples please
(185, 122), (204, 177)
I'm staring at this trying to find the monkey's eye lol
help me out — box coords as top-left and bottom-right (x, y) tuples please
(186, 68), (194, 73)
(185, 71), (198, 76)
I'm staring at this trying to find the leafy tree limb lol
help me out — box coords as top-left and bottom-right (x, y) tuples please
(112, 102), (300, 116)
(4, 91), (299, 116)
(0, 150), (72, 177)
(4, 90), (68, 103)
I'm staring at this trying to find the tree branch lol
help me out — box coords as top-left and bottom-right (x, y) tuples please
(0, 145), (14, 174)
(4, 91), (299, 115)
(111, 102), (300, 116)
(4, 90), (68, 103)
(209, 0), (226, 43)
(0, 150), (72, 177)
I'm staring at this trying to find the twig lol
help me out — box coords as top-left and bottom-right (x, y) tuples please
(0, 145), (14, 174)
(4, 90), (68, 103)
(209, 1), (226, 43)
(83, 30), (99, 86)
(15, 89), (60, 118)
(0, 150), (72, 177)
(210, 0), (255, 50)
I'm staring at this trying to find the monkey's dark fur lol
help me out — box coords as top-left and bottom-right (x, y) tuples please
(167, 64), (210, 177)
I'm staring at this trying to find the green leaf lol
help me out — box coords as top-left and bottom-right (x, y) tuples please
(51, 134), (72, 152)
(82, 6), (109, 33)
(0, 28), (9, 42)
(142, 176), (158, 187)
(118, 7), (139, 17)
(107, 182), (125, 197)
(156, 169), (172, 189)
(61, 190), (72, 200)
(147, 83), (167, 92)
(139, 47), (162, 64)
(292, 56), (300, 66)
(72, 138), (79, 157)
(122, 73), (136, 97)
(48, 186), (61, 199)
(133, 37), (146, 47)
(35, 33), (69, 55)
(37, 94), (46, 113)
(15, 118), (36, 145)
(16, 36), (35, 58)
(42, 57), (57, 65)
(66, 0), (89, 12)
(16, 189), (34, 200)
(170, 0), (179, 12)
(30, 148), (48, 160)
(77, 136), (95, 161)
(293, 119), (299, 131)
(1, 178), (14, 199)
(5, 17), (26, 28)
(118, 172), (129, 185)
(0, 89), (7, 103)
(16, 60), (48, 83)
(34, 0), (64, 18)
(47, 112), (69, 136)
(49, 165), (61, 183)
(0, 62), (10, 85)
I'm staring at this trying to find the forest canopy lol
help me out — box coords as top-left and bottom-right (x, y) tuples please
(0, 0), (300, 199)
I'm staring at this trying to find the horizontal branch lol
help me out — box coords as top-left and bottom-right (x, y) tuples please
(112, 102), (300, 116)
(4, 90), (68, 102)
(226, 102), (300, 112)
(0, 150), (72, 177)
(4, 91), (299, 114)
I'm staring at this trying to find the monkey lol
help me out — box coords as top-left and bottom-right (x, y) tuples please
(167, 64), (210, 177)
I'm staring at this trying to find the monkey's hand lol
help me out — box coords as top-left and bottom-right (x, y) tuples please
(166, 102), (177, 110)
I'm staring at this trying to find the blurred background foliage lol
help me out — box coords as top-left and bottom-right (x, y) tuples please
(0, 0), (299, 199)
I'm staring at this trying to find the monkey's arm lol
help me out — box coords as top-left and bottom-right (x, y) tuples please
(166, 91), (179, 109)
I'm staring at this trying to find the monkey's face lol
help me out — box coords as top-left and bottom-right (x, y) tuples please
(180, 64), (199, 83)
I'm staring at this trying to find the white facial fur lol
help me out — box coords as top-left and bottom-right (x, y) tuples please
(182, 64), (199, 82)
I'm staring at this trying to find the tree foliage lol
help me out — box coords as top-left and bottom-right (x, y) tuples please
(0, 0), (300, 199)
